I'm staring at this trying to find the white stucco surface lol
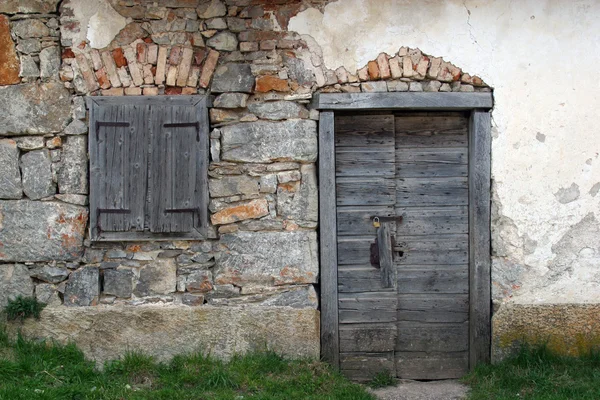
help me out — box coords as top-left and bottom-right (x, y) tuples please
(290, 0), (600, 303)
(62, 0), (128, 50)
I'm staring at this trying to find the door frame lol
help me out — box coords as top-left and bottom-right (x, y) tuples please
(313, 92), (494, 371)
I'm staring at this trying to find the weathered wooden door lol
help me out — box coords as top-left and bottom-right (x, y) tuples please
(335, 111), (471, 381)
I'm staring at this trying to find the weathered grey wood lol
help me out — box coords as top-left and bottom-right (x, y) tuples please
(336, 147), (395, 177)
(395, 322), (469, 352)
(335, 114), (394, 147)
(337, 206), (394, 236)
(395, 112), (469, 148)
(396, 265), (469, 294)
(396, 351), (468, 379)
(338, 266), (396, 293)
(197, 96), (210, 237)
(337, 236), (374, 265)
(94, 230), (207, 241)
(91, 95), (204, 106)
(377, 222), (395, 288)
(313, 92), (493, 111)
(337, 177), (395, 206)
(394, 234), (468, 265)
(396, 148), (467, 178)
(339, 323), (397, 352)
(339, 292), (398, 323)
(340, 352), (395, 382)
(318, 110), (339, 369)
(397, 177), (468, 206)
(127, 104), (149, 232)
(397, 294), (469, 323)
(469, 110), (492, 368)
(395, 206), (468, 236)
(88, 98), (99, 239)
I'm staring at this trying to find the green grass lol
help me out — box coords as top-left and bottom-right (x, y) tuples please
(0, 326), (373, 400)
(368, 370), (396, 388)
(3, 296), (46, 322)
(464, 344), (600, 400)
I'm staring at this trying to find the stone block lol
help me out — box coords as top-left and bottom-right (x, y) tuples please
(58, 136), (88, 194)
(0, 15), (20, 85)
(21, 149), (55, 200)
(247, 101), (309, 121)
(35, 283), (61, 306)
(197, 0), (227, 18)
(361, 81), (387, 92)
(259, 285), (318, 309)
(215, 231), (318, 287)
(29, 265), (69, 284)
(9, 305), (320, 365)
(12, 19), (49, 39)
(134, 259), (177, 296)
(103, 269), (133, 298)
(277, 164), (318, 227)
(214, 92), (249, 108)
(40, 46), (60, 79)
(0, 0), (59, 13)
(182, 293), (205, 306)
(221, 120), (317, 163)
(387, 80), (409, 92)
(64, 267), (100, 307)
(183, 270), (213, 293)
(0, 139), (22, 199)
(0, 82), (71, 135)
(211, 63), (254, 93)
(19, 55), (39, 78)
(206, 31), (238, 51)
(0, 200), (87, 262)
(255, 75), (290, 92)
(209, 175), (260, 198)
(211, 199), (269, 225)
(0, 264), (33, 307)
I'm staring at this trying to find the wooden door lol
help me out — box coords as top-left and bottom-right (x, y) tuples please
(335, 112), (470, 381)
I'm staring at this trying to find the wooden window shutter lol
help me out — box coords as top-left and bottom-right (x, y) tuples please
(149, 99), (209, 234)
(89, 102), (149, 236)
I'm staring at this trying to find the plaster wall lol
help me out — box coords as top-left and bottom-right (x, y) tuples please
(290, 0), (600, 305)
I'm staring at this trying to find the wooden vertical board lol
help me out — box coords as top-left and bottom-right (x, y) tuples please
(377, 222), (394, 288)
(128, 104), (148, 231)
(469, 110), (492, 367)
(196, 97), (210, 237)
(319, 111), (339, 369)
(87, 98), (99, 239)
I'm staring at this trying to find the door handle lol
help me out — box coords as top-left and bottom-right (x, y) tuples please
(374, 221), (396, 288)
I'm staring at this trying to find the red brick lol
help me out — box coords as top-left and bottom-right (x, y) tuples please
(367, 60), (380, 80)
(95, 67), (110, 89)
(255, 75), (290, 92)
(112, 48), (127, 68)
(194, 48), (206, 65)
(62, 48), (75, 59)
(165, 86), (182, 95)
(169, 46), (182, 65)
(136, 42), (147, 64)
(199, 49), (219, 88)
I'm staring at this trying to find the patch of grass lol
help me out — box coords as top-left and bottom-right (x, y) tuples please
(464, 344), (600, 400)
(3, 296), (46, 322)
(0, 333), (374, 400)
(368, 370), (397, 388)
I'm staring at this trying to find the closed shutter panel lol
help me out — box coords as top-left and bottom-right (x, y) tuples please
(89, 102), (149, 236)
(149, 101), (208, 233)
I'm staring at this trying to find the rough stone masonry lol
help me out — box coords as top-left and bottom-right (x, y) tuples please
(1, 0), (593, 364)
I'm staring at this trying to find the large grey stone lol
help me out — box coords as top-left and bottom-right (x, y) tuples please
(0, 82), (71, 135)
(12, 19), (50, 38)
(58, 136), (88, 194)
(29, 265), (69, 284)
(103, 269), (133, 298)
(213, 92), (249, 108)
(259, 285), (318, 309)
(35, 283), (62, 306)
(64, 267), (100, 307)
(247, 101), (309, 121)
(209, 175), (259, 198)
(16, 39), (41, 54)
(211, 63), (254, 93)
(0, 139), (22, 199)
(277, 164), (318, 227)
(0, 201), (88, 262)
(9, 305), (320, 365)
(215, 231), (318, 287)
(0, 0), (59, 14)
(221, 120), (317, 163)
(197, 0), (226, 18)
(21, 149), (55, 200)
(39, 46), (60, 79)
(134, 259), (177, 296)
(19, 55), (39, 78)
(206, 31), (238, 51)
(0, 264), (34, 307)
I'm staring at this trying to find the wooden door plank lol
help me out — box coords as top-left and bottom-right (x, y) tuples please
(395, 206), (468, 236)
(397, 294), (469, 323)
(318, 110), (339, 369)
(335, 114), (394, 147)
(339, 292), (398, 323)
(314, 92), (493, 110)
(396, 265), (469, 294)
(395, 112), (469, 148)
(336, 147), (395, 177)
(128, 104), (148, 231)
(337, 236), (374, 265)
(337, 177), (395, 206)
(397, 177), (468, 206)
(396, 148), (467, 178)
(395, 322), (469, 352)
(338, 266), (396, 293)
(340, 352), (395, 382)
(469, 110), (492, 367)
(339, 323), (397, 352)
(396, 352), (468, 379)
(377, 222), (395, 288)
(394, 234), (468, 265)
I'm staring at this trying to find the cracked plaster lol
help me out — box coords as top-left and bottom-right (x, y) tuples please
(290, 0), (600, 304)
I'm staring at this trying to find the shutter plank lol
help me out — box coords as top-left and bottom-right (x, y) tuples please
(128, 104), (148, 231)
